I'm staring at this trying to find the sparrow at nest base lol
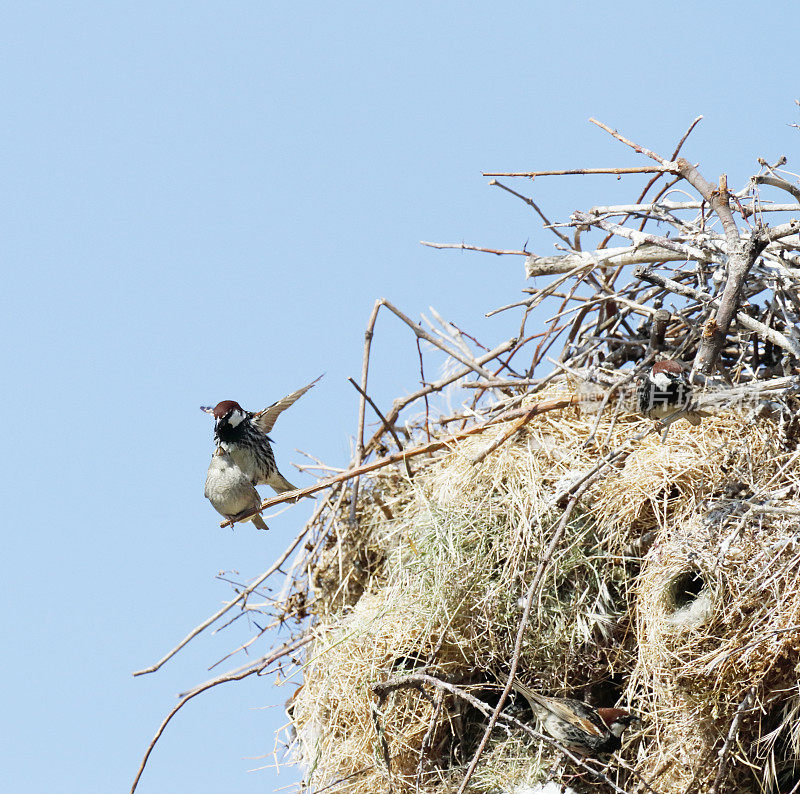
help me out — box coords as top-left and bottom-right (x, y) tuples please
(513, 681), (637, 756)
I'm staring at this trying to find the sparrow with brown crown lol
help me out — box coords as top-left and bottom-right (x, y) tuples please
(637, 359), (704, 426)
(201, 375), (322, 495)
(513, 681), (637, 756)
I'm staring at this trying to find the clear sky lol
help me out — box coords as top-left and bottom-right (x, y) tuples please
(3, 2), (797, 792)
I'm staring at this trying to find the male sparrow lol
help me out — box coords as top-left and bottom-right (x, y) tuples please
(513, 681), (636, 756)
(202, 375), (322, 494)
(637, 359), (703, 426)
(204, 447), (269, 530)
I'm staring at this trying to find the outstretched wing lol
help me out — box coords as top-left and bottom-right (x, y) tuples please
(253, 374), (324, 433)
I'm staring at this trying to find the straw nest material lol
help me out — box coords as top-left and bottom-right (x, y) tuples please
(289, 396), (800, 794)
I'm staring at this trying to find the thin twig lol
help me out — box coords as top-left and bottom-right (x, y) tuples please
(349, 299), (383, 526)
(130, 634), (313, 793)
(379, 299), (502, 382)
(420, 241), (528, 255)
(588, 118), (671, 166)
(309, 767), (373, 794)
(601, 115), (703, 252)
(416, 688), (443, 790)
(460, 378), (541, 389)
(416, 337), (432, 442)
(363, 337), (518, 454)
(483, 166), (669, 177)
(469, 397), (579, 465)
(489, 179), (573, 247)
(132, 515), (321, 676)
(708, 687), (756, 794)
(347, 378), (406, 457)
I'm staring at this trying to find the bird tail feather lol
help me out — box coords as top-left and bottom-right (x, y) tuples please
(251, 513), (269, 531)
(268, 471), (301, 494)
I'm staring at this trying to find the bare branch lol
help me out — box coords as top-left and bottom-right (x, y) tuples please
(132, 518), (319, 676)
(633, 266), (800, 359)
(347, 378), (405, 455)
(571, 210), (711, 261)
(489, 179), (573, 246)
(350, 300), (383, 525)
(692, 233), (770, 373)
(760, 219), (800, 244)
(130, 634), (313, 793)
(483, 165), (669, 177)
(379, 299), (504, 382)
(674, 157), (739, 246)
(525, 244), (696, 278)
(420, 240), (527, 256)
(364, 337), (518, 454)
(673, 115), (704, 156)
(752, 174), (800, 204)
(588, 118), (671, 165)
(590, 200), (798, 215)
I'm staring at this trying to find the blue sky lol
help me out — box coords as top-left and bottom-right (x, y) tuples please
(2, 2), (797, 792)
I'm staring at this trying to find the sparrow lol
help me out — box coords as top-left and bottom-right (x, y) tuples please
(204, 447), (269, 530)
(201, 375), (322, 494)
(513, 681), (636, 756)
(637, 359), (703, 426)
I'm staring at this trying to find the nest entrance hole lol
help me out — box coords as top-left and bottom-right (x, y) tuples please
(663, 567), (714, 628)
(669, 570), (706, 611)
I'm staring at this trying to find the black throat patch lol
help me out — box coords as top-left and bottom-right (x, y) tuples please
(215, 418), (247, 444)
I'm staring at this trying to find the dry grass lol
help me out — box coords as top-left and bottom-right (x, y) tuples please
(289, 387), (800, 793)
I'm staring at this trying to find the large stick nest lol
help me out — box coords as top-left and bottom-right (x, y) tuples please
(279, 119), (800, 794)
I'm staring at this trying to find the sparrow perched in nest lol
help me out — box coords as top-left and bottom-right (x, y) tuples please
(637, 359), (703, 426)
(202, 375), (322, 494)
(513, 681), (636, 756)
(204, 447), (269, 530)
